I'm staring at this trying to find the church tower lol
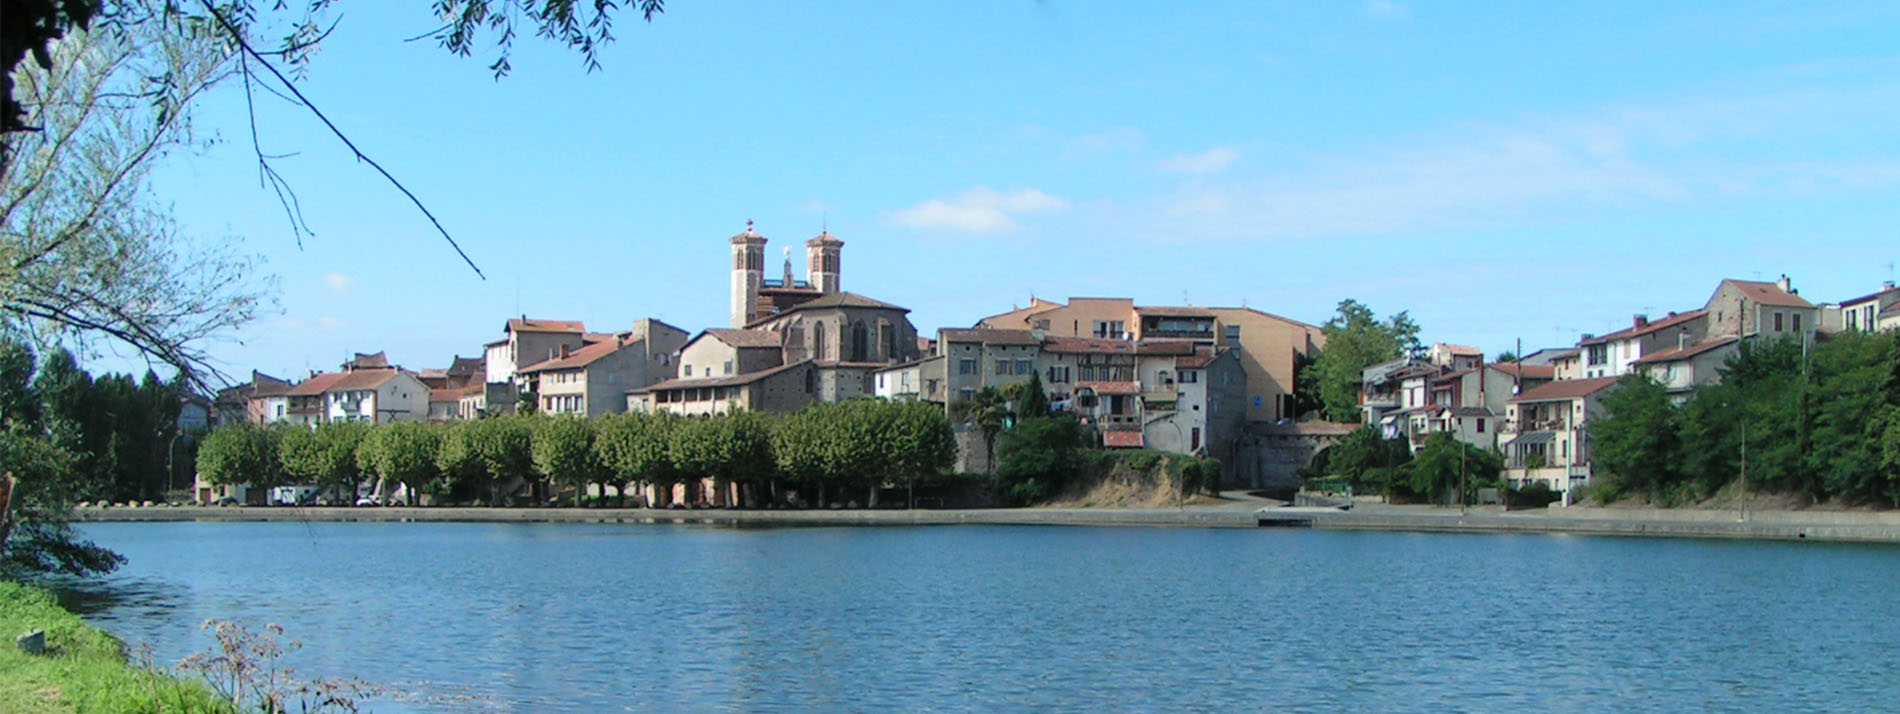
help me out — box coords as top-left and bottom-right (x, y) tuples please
(730, 221), (766, 328)
(806, 230), (843, 295)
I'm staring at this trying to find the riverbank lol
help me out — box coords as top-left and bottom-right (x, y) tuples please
(0, 581), (223, 714)
(71, 499), (1900, 543)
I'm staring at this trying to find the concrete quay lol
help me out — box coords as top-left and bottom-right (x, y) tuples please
(72, 501), (1900, 544)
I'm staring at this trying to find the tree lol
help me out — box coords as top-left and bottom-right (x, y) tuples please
(0, 338), (121, 576)
(1495, 350), (1518, 363)
(672, 411), (774, 508)
(280, 421), (369, 502)
(883, 400), (957, 508)
(1805, 331), (1896, 503)
(596, 411), (679, 507)
(531, 416), (598, 507)
(196, 423), (283, 491)
(953, 387), (1010, 470)
(356, 422), (441, 506)
(1402, 432), (1500, 505)
(1589, 374), (1678, 499)
(446, 415), (534, 504)
(1018, 373), (1050, 420)
(993, 416), (1088, 505)
(1308, 300), (1422, 422)
(3, 18), (267, 386)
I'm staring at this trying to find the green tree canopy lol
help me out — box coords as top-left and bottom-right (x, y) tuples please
(196, 423), (283, 489)
(1589, 374), (1676, 498)
(1308, 299), (1422, 422)
(356, 422), (441, 506)
(531, 416), (598, 507)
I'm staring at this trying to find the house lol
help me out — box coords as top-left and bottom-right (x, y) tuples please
(518, 319), (689, 417)
(1577, 311), (1708, 380)
(1414, 362), (1555, 449)
(1633, 334), (1741, 404)
(1426, 343), (1482, 371)
(427, 389), (462, 422)
(481, 317), (591, 415)
(1499, 376), (1621, 495)
(937, 328), (1043, 405)
(1883, 303), (1900, 331)
(976, 296), (1323, 423)
(1704, 276), (1818, 342)
(873, 355), (946, 402)
(627, 361), (818, 416)
(1145, 348), (1246, 457)
(283, 371), (345, 427)
(212, 370), (291, 425)
(1824, 281), (1900, 334)
(283, 366), (429, 425)
(417, 355), (485, 390)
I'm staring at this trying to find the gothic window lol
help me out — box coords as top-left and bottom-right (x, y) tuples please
(851, 321), (869, 362)
(814, 321), (829, 361)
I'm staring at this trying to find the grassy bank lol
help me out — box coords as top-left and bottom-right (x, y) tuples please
(0, 581), (226, 714)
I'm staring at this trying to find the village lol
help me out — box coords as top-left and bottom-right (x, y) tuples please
(196, 222), (1900, 508)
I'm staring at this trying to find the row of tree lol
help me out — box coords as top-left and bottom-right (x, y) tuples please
(197, 399), (959, 508)
(1591, 331), (1900, 506)
(1321, 427), (1503, 505)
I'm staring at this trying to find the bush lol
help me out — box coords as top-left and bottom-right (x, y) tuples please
(1505, 481), (1560, 509)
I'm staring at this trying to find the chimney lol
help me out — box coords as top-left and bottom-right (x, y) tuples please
(1777, 274), (1792, 293)
(559, 344), (570, 359)
(1581, 333), (1593, 342)
(1633, 314), (1648, 328)
(1678, 328), (1690, 351)
(1885, 280), (1896, 290)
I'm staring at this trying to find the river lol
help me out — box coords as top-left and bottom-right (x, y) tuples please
(62, 522), (1900, 713)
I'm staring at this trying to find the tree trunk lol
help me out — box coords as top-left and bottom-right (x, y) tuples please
(868, 484), (879, 509)
(818, 482), (827, 509)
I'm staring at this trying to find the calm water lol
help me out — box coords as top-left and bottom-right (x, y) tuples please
(63, 522), (1900, 713)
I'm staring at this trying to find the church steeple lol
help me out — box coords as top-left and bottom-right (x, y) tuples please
(730, 220), (766, 328)
(806, 230), (843, 295)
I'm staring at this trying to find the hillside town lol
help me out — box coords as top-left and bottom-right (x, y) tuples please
(202, 223), (1900, 506)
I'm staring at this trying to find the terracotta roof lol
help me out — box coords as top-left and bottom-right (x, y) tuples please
(1633, 335), (1741, 365)
(1102, 430), (1145, 448)
(249, 371), (292, 398)
(460, 383), (485, 396)
(1579, 310), (1706, 346)
(508, 318), (586, 334)
(519, 337), (630, 373)
(788, 291), (907, 312)
(805, 230), (844, 246)
(1883, 302), (1900, 316)
(1175, 351), (1222, 369)
(1510, 376), (1621, 403)
(873, 355), (944, 373)
(448, 356), (484, 375)
(330, 368), (403, 391)
(1204, 306), (1322, 330)
(730, 225), (765, 244)
(429, 389), (462, 404)
(1489, 363), (1556, 379)
(345, 351), (389, 369)
(974, 298), (1065, 328)
(1041, 338), (1195, 356)
(1721, 279), (1813, 309)
(285, 371), (348, 396)
(1076, 381), (1141, 396)
(703, 328), (783, 349)
(1135, 305), (1215, 317)
(1436, 343), (1482, 356)
(631, 360), (809, 393)
(939, 328), (1040, 346)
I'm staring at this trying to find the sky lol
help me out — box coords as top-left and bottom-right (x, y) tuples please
(99, 0), (1900, 380)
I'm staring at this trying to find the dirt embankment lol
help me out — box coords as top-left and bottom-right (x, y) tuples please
(1044, 454), (1223, 508)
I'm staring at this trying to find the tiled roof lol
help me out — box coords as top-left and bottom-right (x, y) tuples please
(1883, 302), (1900, 316)
(448, 356), (484, 375)
(974, 298), (1065, 328)
(508, 318), (586, 334)
(331, 368), (403, 391)
(1102, 430), (1145, 448)
(1076, 381), (1141, 396)
(285, 372), (347, 396)
(631, 360), (808, 393)
(1175, 351), (1222, 369)
(1204, 306), (1322, 330)
(460, 383), (485, 396)
(1837, 286), (1900, 308)
(704, 328), (783, 349)
(939, 328), (1040, 346)
(345, 351), (389, 369)
(1510, 376), (1620, 403)
(1488, 363), (1556, 379)
(1134, 305), (1215, 317)
(429, 389), (462, 404)
(1436, 343), (1482, 356)
(1721, 279), (1813, 309)
(249, 371), (292, 398)
(872, 355), (944, 373)
(1580, 310), (1705, 345)
(519, 337), (630, 373)
(1041, 338), (1196, 356)
(1633, 335), (1740, 365)
(805, 230), (844, 246)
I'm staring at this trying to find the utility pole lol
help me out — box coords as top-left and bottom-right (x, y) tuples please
(1459, 441), (1468, 516)
(1739, 419), (1748, 522)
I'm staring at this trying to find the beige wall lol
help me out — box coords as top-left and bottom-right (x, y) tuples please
(1207, 308), (1322, 423)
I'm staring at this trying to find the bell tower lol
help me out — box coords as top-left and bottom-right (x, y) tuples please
(730, 221), (766, 328)
(806, 230), (843, 295)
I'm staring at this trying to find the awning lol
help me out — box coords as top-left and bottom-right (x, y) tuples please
(1504, 431), (1556, 447)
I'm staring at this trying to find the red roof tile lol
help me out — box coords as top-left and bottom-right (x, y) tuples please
(508, 318), (586, 334)
(939, 328), (1040, 346)
(1076, 381), (1141, 396)
(703, 328), (784, 349)
(519, 337), (630, 373)
(330, 368), (403, 391)
(1633, 335), (1740, 365)
(1722, 279), (1814, 309)
(1102, 431), (1145, 448)
(1579, 310), (1706, 345)
(1489, 363), (1555, 379)
(285, 372), (348, 396)
(429, 389), (462, 403)
(1510, 376), (1621, 403)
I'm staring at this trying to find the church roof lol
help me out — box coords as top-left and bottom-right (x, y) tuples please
(806, 230), (844, 246)
(748, 292), (908, 328)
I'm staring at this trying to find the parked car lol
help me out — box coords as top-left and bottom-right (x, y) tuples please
(214, 496), (239, 507)
(354, 497), (382, 507)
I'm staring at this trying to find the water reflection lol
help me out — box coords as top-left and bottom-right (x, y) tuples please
(69, 522), (1900, 714)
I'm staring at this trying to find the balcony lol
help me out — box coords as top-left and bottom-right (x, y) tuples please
(1362, 393), (1399, 409)
(1100, 414), (1141, 429)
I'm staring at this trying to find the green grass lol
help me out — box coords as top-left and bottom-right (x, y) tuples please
(0, 581), (231, 714)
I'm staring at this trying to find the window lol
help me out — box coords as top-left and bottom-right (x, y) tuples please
(723, 361), (733, 376)
(1586, 344), (1609, 366)
(1792, 313), (1802, 333)
(1093, 320), (1126, 339)
(1850, 310), (1861, 330)
(877, 374), (885, 388)
(684, 365), (693, 377)
(1191, 427), (1201, 452)
(1047, 366), (1071, 383)
(1224, 325), (1241, 342)
(1034, 319), (1050, 329)
(1774, 312), (1784, 332)
(959, 358), (977, 375)
(959, 388), (976, 402)
(1476, 418), (1486, 433)
(995, 360), (1010, 375)
(1181, 370), (1198, 384)
(1016, 359), (1033, 375)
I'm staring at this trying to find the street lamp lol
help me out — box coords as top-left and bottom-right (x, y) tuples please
(166, 432), (183, 503)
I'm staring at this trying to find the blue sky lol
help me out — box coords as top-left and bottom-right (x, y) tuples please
(109, 0), (1900, 379)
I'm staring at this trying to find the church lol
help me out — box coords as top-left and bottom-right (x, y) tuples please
(627, 223), (924, 415)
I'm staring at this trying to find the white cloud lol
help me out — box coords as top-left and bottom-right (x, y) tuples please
(322, 272), (354, 294)
(799, 200), (831, 214)
(885, 187), (1069, 234)
(1361, 0), (1408, 20)
(317, 316), (348, 330)
(1162, 146), (1241, 174)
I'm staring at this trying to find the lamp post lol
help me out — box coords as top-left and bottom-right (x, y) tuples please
(166, 432), (183, 503)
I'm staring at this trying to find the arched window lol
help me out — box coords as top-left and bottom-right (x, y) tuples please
(880, 320), (896, 361)
(814, 321), (828, 361)
(851, 321), (869, 362)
